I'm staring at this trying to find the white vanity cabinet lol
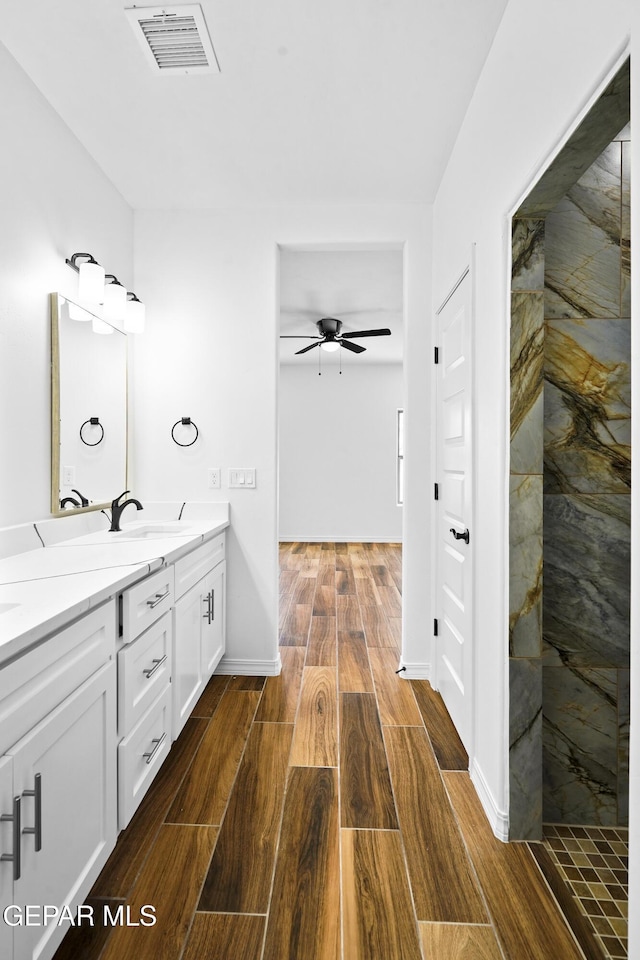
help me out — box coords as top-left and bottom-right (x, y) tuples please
(172, 534), (226, 739)
(0, 603), (117, 960)
(116, 576), (174, 831)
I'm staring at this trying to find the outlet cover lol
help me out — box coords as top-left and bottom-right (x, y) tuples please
(207, 468), (221, 489)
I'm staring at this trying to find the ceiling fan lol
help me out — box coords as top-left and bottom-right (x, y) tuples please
(280, 317), (391, 355)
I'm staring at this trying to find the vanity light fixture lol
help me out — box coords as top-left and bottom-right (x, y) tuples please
(65, 253), (146, 333)
(67, 301), (93, 322)
(103, 275), (127, 324)
(92, 317), (114, 336)
(65, 252), (106, 303)
(125, 292), (146, 334)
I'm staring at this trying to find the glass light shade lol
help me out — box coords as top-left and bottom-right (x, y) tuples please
(78, 261), (105, 303)
(321, 340), (340, 352)
(68, 302), (92, 322)
(103, 282), (127, 323)
(124, 298), (145, 334)
(92, 317), (113, 335)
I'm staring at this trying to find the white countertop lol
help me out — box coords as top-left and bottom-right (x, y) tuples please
(0, 502), (229, 664)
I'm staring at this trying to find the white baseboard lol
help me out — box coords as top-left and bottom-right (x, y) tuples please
(215, 654), (282, 677)
(470, 757), (509, 841)
(279, 536), (402, 544)
(397, 658), (430, 680)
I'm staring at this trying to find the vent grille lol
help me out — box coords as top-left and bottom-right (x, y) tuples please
(126, 5), (220, 75)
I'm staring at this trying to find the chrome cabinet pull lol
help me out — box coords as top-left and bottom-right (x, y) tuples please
(143, 655), (167, 679)
(449, 527), (470, 544)
(203, 591), (213, 624)
(147, 588), (170, 609)
(211, 589), (215, 622)
(142, 733), (167, 765)
(22, 773), (42, 852)
(1, 795), (22, 880)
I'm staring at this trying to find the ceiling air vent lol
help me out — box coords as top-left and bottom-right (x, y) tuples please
(125, 5), (220, 75)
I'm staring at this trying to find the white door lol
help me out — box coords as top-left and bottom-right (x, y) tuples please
(202, 563), (225, 681)
(0, 755), (15, 960)
(11, 662), (117, 960)
(435, 267), (473, 754)
(172, 582), (205, 739)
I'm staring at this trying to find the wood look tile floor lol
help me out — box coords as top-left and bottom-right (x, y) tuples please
(53, 542), (587, 960)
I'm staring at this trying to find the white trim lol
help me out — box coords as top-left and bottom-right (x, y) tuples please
(216, 654), (282, 676)
(397, 658), (430, 680)
(435, 264), (470, 316)
(470, 757), (509, 842)
(279, 536), (402, 544)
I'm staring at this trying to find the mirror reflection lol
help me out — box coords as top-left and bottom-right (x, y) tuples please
(51, 293), (128, 514)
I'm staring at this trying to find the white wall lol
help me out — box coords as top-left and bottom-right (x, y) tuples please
(279, 363), (403, 541)
(431, 0), (634, 883)
(0, 42), (133, 527)
(132, 205), (431, 675)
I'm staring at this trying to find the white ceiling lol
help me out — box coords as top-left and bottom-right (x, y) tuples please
(279, 248), (403, 365)
(0, 0), (508, 209)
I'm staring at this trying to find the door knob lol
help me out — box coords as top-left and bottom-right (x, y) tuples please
(450, 527), (470, 544)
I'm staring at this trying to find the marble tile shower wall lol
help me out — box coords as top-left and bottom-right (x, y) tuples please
(509, 128), (631, 840)
(510, 217), (546, 840)
(543, 131), (630, 828)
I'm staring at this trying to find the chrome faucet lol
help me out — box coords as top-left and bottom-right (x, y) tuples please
(109, 490), (143, 532)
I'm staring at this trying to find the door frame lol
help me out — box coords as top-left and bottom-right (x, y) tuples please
(433, 252), (476, 760)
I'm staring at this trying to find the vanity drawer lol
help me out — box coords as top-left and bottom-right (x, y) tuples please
(118, 684), (172, 829)
(121, 566), (174, 643)
(174, 534), (224, 600)
(118, 611), (171, 736)
(0, 601), (115, 756)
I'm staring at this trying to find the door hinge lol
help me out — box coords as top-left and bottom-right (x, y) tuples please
(434, 618), (438, 636)
(434, 346), (439, 364)
(434, 482), (439, 500)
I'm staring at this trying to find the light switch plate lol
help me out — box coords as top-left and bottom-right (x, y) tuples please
(229, 468), (256, 488)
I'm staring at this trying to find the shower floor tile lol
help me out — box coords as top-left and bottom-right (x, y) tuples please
(544, 824), (628, 959)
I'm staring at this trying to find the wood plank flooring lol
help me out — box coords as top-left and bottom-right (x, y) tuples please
(54, 541), (584, 960)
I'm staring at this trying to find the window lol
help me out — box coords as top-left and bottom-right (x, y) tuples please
(396, 408), (404, 506)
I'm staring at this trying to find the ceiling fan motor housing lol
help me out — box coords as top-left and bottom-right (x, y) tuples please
(317, 318), (342, 338)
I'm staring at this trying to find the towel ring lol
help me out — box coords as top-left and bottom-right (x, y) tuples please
(172, 417), (199, 447)
(80, 417), (104, 446)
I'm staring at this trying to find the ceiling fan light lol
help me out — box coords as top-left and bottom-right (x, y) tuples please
(321, 340), (340, 352)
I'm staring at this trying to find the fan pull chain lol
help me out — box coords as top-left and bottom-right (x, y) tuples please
(318, 348), (321, 376)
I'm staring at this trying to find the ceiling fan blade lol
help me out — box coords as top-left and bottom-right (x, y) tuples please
(339, 339), (366, 354)
(279, 335), (318, 339)
(340, 328), (392, 339)
(295, 341), (322, 355)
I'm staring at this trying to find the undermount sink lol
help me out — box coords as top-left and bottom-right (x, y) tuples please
(0, 602), (19, 615)
(118, 522), (191, 538)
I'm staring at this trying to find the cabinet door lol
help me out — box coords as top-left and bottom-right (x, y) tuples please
(0, 755), (14, 960)
(202, 562), (225, 681)
(172, 583), (205, 740)
(10, 662), (117, 960)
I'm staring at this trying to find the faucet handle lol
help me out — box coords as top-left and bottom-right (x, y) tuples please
(112, 490), (130, 508)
